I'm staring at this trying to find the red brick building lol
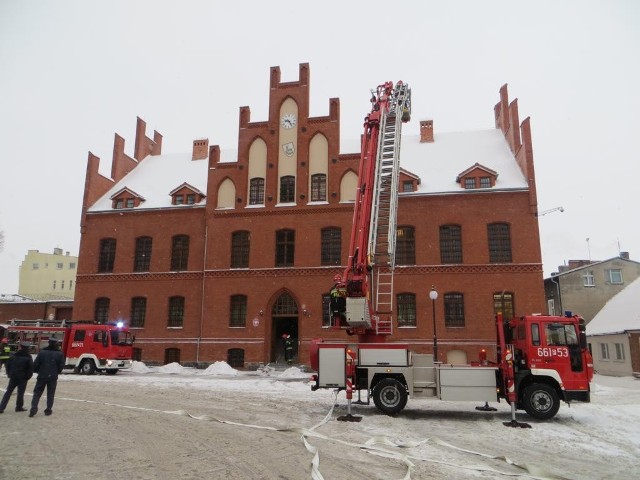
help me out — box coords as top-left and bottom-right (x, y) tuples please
(74, 63), (545, 367)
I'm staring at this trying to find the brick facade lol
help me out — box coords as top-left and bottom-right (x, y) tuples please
(73, 63), (545, 368)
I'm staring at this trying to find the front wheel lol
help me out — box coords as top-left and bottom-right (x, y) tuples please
(80, 360), (96, 376)
(522, 383), (560, 420)
(372, 378), (408, 415)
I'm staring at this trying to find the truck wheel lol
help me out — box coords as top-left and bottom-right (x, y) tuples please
(372, 378), (408, 415)
(522, 383), (560, 420)
(80, 360), (96, 376)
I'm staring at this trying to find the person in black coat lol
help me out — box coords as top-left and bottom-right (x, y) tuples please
(0, 342), (34, 413)
(29, 338), (64, 417)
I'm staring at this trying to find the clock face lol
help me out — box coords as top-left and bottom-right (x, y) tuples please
(281, 113), (297, 129)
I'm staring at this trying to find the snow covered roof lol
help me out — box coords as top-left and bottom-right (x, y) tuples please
(89, 128), (526, 212)
(587, 277), (640, 335)
(343, 129), (528, 194)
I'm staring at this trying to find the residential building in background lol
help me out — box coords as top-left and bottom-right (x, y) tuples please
(586, 277), (640, 376)
(18, 248), (78, 300)
(544, 253), (640, 323)
(73, 63), (546, 367)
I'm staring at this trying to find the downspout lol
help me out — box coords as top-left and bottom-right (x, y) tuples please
(550, 275), (561, 315)
(197, 225), (208, 363)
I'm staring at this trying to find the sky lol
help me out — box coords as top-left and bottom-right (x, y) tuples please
(1, 0), (639, 293)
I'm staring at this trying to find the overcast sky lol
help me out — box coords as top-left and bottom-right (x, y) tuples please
(1, 0), (638, 293)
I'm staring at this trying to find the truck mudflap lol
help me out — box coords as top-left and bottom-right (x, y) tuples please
(564, 390), (590, 403)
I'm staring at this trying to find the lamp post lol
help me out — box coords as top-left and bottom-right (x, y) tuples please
(429, 286), (438, 362)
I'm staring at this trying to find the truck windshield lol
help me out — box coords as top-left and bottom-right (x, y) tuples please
(545, 324), (578, 346)
(110, 330), (133, 346)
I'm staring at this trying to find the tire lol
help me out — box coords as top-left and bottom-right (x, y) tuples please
(522, 383), (560, 420)
(372, 378), (408, 415)
(80, 360), (96, 376)
(105, 369), (118, 375)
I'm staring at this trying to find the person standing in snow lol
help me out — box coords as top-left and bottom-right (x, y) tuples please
(29, 337), (64, 417)
(0, 341), (34, 413)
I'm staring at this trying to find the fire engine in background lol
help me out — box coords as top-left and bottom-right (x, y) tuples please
(1, 319), (134, 375)
(310, 81), (594, 425)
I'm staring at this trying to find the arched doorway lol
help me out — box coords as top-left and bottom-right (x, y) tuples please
(271, 292), (299, 364)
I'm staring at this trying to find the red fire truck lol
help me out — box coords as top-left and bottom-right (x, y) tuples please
(1, 319), (134, 375)
(310, 81), (594, 424)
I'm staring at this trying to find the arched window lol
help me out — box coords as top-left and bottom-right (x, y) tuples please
(249, 178), (265, 205)
(231, 231), (250, 268)
(134, 236), (152, 272)
(321, 227), (341, 266)
(311, 174), (327, 202)
(171, 235), (189, 271)
(279, 175), (295, 203)
(94, 297), (110, 324)
(98, 238), (116, 272)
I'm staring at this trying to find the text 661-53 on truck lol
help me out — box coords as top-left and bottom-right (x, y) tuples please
(309, 80), (593, 426)
(1, 319), (134, 375)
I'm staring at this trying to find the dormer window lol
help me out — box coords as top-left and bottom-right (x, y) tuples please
(456, 163), (498, 190)
(169, 183), (205, 206)
(399, 168), (420, 193)
(111, 187), (145, 209)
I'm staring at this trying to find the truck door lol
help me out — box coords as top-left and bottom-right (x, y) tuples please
(541, 322), (585, 390)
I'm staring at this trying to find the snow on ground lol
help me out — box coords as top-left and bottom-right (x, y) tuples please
(2, 365), (639, 479)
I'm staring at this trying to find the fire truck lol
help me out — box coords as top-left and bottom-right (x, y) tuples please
(310, 81), (594, 424)
(1, 319), (134, 375)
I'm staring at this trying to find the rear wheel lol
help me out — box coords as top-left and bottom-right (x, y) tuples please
(372, 378), (408, 415)
(80, 359), (96, 376)
(522, 383), (560, 420)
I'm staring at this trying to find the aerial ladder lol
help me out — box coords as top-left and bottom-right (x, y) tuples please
(333, 81), (411, 343)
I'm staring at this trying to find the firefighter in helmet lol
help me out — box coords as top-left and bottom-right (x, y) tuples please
(282, 333), (294, 365)
(329, 275), (347, 327)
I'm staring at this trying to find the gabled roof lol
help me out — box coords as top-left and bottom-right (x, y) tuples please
(169, 182), (206, 196)
(547, 256), (640, 279)
(587, 277), (640, 335)
(109, 186), (146, 201)
(455, 162), (498, 183)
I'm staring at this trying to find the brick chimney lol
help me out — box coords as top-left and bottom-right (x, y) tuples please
(420, 120), (434, 143)
(620, 251), (630, 260)
(192, 139), (209, 160)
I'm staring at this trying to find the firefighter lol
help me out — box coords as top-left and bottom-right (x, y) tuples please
(29, 337), (64, 417)
(329, 275), (347, 327)
(283, 334), (294, 365)
(0, 341), (34, 413)
(0, 339), (10, 373)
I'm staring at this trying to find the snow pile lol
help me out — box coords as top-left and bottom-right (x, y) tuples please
(200, 361), (238, 376)
(156, 362), (188, 374)
(130, 361), (152, 373)
(278, 366), (308, 379)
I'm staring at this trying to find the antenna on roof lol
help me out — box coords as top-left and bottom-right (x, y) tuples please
(586, 238), (591, 261)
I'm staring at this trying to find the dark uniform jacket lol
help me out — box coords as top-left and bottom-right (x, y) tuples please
(6, 350), (34, 380)
(33, 346), (64, 380)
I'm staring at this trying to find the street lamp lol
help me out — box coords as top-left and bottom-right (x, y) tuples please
(429, 286), (438, 362)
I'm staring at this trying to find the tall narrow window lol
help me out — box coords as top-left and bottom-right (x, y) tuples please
(134, 236), (152, 272)
(94, 297), (110, 324)
(311, 174), (327, 201)
(487, 223), (512, 263)
(396, 226), (416, 265)
(493, 292), (515, 320)
(98, 238), (116, 273)
(444, 293), (465, 327)
(131, 297), (147, 328)
(230, 295), (247, 327)
(168, 296), (184, 327)
(249, 178), (265, 205)
(280, 175), (295, 203)
(171, 235), (190, 271)
(440, 225), (462, 264)
(276, 229), (295, 267)
(321, 228), (341, 266)
(231, 231), (250, 268)
(397, 293), (416, 327)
